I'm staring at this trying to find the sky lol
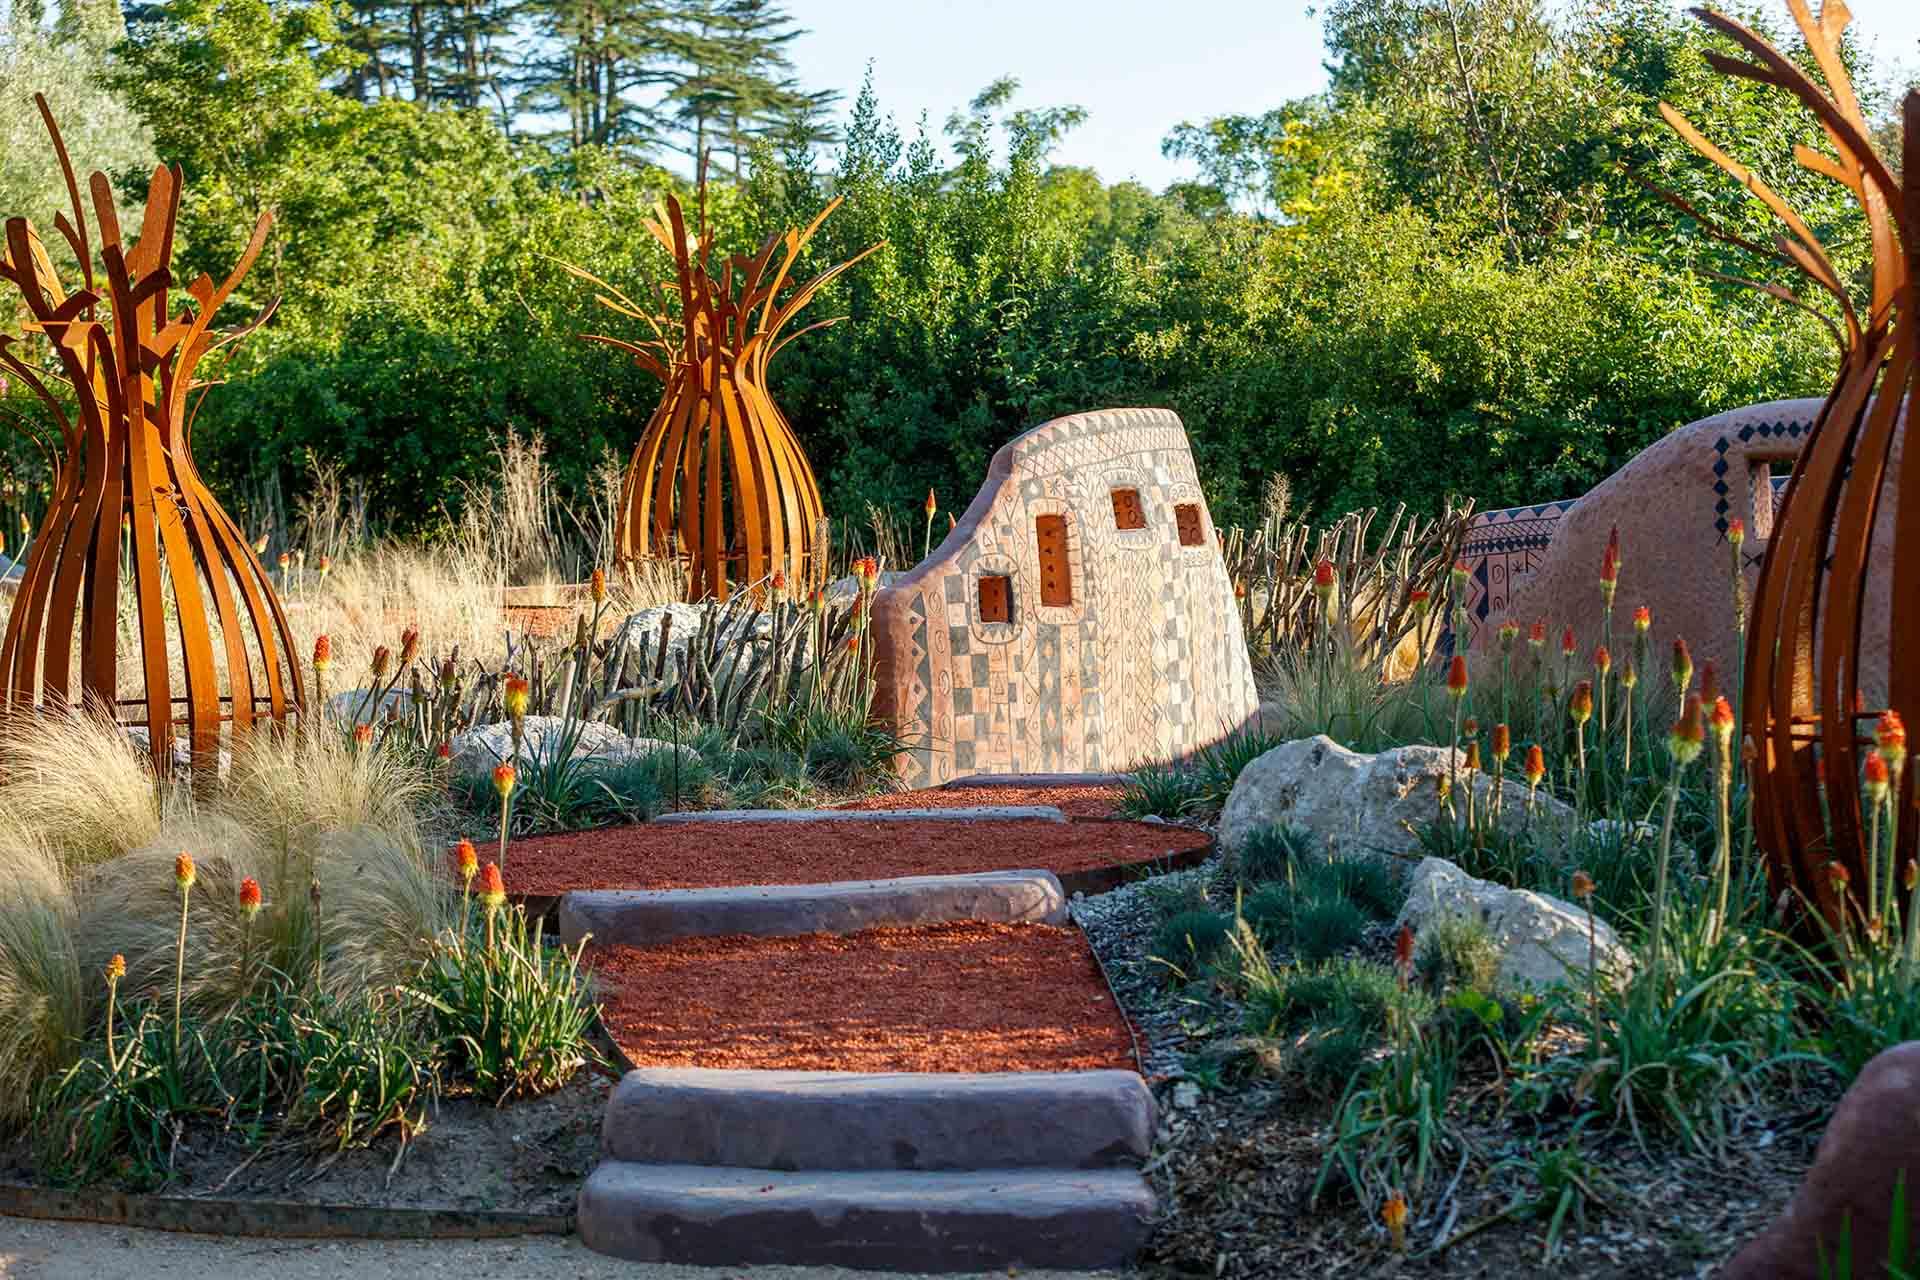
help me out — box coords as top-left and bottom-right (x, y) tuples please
(788, 0), (1920, 192)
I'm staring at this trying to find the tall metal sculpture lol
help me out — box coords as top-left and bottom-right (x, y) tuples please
(0, 96), (305, 774)
(568, 185), (879, 601)
(1654, 3), (1915, 921)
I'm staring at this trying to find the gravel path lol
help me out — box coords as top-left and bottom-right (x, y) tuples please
(0, 1219), (1122, 1279)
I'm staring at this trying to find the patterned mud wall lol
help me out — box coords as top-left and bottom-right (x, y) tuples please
(1444, 399), (1811, 657)
(871, 408), (1260, 788)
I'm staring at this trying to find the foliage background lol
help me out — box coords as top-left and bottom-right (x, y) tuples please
(2, 0), (1874, 538)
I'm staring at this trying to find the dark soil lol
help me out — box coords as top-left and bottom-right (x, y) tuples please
(498, 816), (1209, 896)
(0, 1072), (610, 1216)
(591, 921), (1139, 1073)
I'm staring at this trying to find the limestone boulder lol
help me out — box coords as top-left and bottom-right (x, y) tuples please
(1217, 735), (1575, 862)
(325, 686), (415, 726)
(1724, 1041), (1920, 1280)
(1396, 856), (1629, 993)
(449, 716), (691, 779)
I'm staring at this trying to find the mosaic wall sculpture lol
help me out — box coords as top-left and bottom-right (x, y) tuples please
(568, 190), (879, 602)
(1648, 3), (1916, 917)
(1464, 398), (1825, 697)
(870, 408), (1260, 787)
(0, 96), (304, 774)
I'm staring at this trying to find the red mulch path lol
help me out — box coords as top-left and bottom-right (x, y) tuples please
(841, 783), (1125, 819)
(501, 816), (1208, 896)
(590, 922), (1137, 1073)
(504, 605), (575, 638)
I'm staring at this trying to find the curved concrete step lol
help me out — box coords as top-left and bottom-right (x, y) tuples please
(559, 870), (1068, 947)
(654, 805), (1068, 824)
(601, 1068), (1155, 1171)
(578, 1163), (1154, 1271)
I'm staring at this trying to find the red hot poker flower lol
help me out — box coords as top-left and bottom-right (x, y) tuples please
(174, 851), (196, 892)
(238, 877), (262, 917)
(1865, 751), (1891, 803)
(1593, 645), (1611, 676)
(478, 862), (507, 910)
(1570, 681), (1593, 725)
(456, 838), (479, 881)
(1633, 605), (1651, 634)
(1446, 655), (1468, 698)
(1670, 694), (1706, 767)
(1528, 620), (1547, 649)
(1710, 696), (1735, 746)
(1491, 723), (1511, 762)
(1561, 626), (1576, 658)
(312, 634), (333, 673)
(1672, 638), (1694, 694)
(1524, 744), (1546, 785)
(1876, 710), (1907, 773)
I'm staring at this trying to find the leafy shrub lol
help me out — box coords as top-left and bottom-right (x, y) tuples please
(1142, 873), (1211, 921)
(1117, 765), (1207, 820)
(1291, 893), (1368, 964)
(1414, 917), (1500, 997)
(1152, 910), (1234, 978)
(409, 906), (595, 1102)
(1241, 885), (1296, 943)
(1237, 824), (1315, 883)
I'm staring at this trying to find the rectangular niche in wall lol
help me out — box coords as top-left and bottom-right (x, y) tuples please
(1036, 514), (1073, 607)
(978, 574), (1012, 624)
(1110, 488), (1147, 530)
(1174, 502), (1205, 547)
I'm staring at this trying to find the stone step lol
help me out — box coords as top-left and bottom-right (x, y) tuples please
(578, 1163), (1154, 1271)
(653, 805), (1067, 825)
(600, 1068), (1155, 1171)
(559, 870), (1068, 947)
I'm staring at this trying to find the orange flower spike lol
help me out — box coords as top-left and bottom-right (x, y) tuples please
(105, 953), (126, 982)
(353, 722), (374, 746)
(1498, 619), (1519, 651)
(590, 567), (608, 604)
(1524, 744), (1547, 786)
(312, 634), (332, 674)
(1382, 1192), (1408, 1252)
(770, 569), (786, 594)
(1561, 626), (1577, 660)
(1409, 588), (1431, 618)
(1727, 518), (1745, 549)
(492, 762), (517, 800)
(1670, 693), (1706, 767)
(238, 876), (262, 917)
(1464, 718), (1478, 738)
(1491, 723), (1511, 762)
(1865, 750), (1891, 804)
(1671, 638), (1694, 695)
(1572, 870), (1595, 900)
(1593, 645), (1611, 677)
(436, 739), (453, 762)
(1620, 659), (1638, 690)
(1876, 710), (1908, 775)
(174, 851), (196, 893)
(399, 625), (421, 669)
(1394, 924), (1415, 983)
(1464, 739), (1482, 772)
(1312, 558), (1337, 610)
(1446, 655), (1468, 700)
(503, 674), (531, 721)
(1570, 681), (1593, 726)
(1599, 543), (1618, 608)
(1709, 696), (1735, 748)
(478, 862), (507, 911)
(924, 488), (937, 519)
(1829, 860), (1851, 894)
(1528, 620), (1547, 650)
(370, 645), (392, 681)
(1633, 605), (1651, 634)
(1700, 661), (1718, 707)
(455, 838), (479, 883)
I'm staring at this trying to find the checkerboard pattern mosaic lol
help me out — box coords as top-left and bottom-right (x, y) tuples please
(871, 408), (1260, 788)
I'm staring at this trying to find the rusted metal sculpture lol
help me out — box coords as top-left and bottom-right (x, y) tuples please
(1653, 3), (1916, 921)
(0, 96), (305, 774)
(566, 186), (879, 601)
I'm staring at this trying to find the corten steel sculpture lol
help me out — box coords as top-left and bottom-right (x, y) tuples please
(567, 187), (879, 602)
(1652, 3), (1915, 922)
(0, 96), (305, 774)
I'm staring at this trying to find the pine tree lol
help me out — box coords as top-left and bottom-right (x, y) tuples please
(662, 0), (833, 173)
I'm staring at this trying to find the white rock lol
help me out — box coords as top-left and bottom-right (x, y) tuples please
(325, 686), (415, 726)
(449, 716), (695, 778)
(1217, 734), (1575, 862)
(613, 602), (790, 683)
(1396, 856), (1631, 992)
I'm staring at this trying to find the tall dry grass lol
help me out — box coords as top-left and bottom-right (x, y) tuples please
(0, 712), (453, 1114)
(0, 825), (87, 1125)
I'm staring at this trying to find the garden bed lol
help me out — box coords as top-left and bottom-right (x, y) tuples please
(497, 815), (1211, 897)
(839, 782), (1127, 819)
(590, 921), (1138, 1073)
